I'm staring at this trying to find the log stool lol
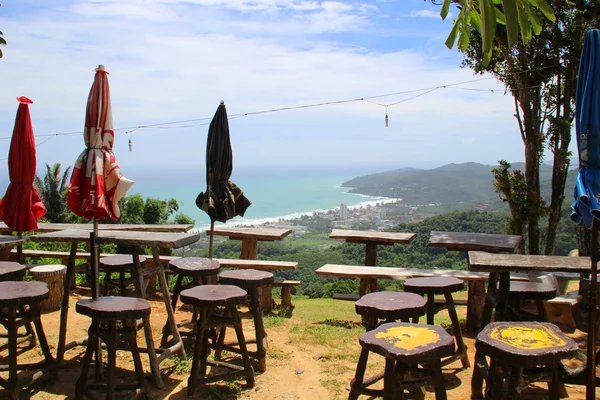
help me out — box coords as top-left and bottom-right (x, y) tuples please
(217, 269), (274, 372)
(404, 276), (470, 368)
(74, 296), (150, 400)
(29, 265), (67, 311)
(350, 291), (427, 399)
(350, 322), (454, 400)
(160, 257), (220, 347)
(0, 281), (54, 400)
(471, 321), (578, 400)
(507, 281), (557, 322)
(180, 285), (254, 396)
(100, 254), (146, 297)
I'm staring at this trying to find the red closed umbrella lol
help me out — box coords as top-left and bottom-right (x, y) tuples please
(67, 65), (133, 298)
(0, 96), (46, 232)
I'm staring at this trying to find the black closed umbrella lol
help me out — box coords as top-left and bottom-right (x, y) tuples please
(197, 101), (251, 258)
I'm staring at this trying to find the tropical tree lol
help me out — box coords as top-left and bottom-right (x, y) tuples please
(460, 2), (600, 254)
(34, 163), (73, 223)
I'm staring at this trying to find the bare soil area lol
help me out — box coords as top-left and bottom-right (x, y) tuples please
(1, 289), (596, 399)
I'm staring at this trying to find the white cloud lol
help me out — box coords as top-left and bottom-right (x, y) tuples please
(403, 9), (448, 19)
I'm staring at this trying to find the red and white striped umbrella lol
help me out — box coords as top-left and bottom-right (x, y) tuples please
(67, 65), (133, 221)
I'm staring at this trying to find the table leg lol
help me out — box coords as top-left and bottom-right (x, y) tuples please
(495, 272), (511, 322)
(56, 241), (78, 363)
(466, 281), (486, 333)
(240, 238), (258, 260)
(480, 272), (498, 329)
(152, 247), (186, 360)
(359, 278), (377, 298)
(364, 243), (378, 266)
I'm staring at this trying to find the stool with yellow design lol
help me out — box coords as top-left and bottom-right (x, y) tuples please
(349, 322), (454, 400)
(471, 321), (578, 400)
(404, 276), (470, 368)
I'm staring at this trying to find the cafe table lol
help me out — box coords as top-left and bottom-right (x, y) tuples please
(210, 226), (292, 259)
(428, 231), (522, 332)
(29, 229), (201, 388)
(0, 235), (29, 262)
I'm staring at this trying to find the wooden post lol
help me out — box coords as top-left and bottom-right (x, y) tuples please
(364, 242), (378, 266)
(240, 237), (258, 260)
(466, 281), (486, 333)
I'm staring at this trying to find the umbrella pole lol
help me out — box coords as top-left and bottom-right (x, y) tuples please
(90, 219), (100, 299)
(587, 222), (598, 400)
(209, 220), (215, 259)
(16, 231), (23, 265)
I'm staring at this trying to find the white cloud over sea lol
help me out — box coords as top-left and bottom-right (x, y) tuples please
(0, 0), (536, 181)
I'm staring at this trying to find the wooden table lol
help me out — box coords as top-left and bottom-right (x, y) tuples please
(210, 227), (292, 260)
(0, 222), (194, 234)
(29, 229), (201, 388)
(0, 235), (29, 261)
(329, 229), (416, 296)
(429, 231), (522, 332)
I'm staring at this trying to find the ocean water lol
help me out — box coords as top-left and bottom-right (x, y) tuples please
(125, 166), (395, 230)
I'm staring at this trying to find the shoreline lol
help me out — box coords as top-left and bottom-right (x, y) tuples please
(191, 195), (401, 233)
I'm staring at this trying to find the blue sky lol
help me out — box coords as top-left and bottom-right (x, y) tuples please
(0, 1), (544, 179)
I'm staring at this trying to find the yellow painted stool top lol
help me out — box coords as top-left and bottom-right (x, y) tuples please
(375, 325), (440, 351)
(489, 325), (566, 351)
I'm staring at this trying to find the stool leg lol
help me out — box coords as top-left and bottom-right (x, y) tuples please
(249, 287), (268, 372)
(6, 306), (19, 400)
(549, 363), (566, 400)
(348, 347), (370, 400)
(431, 359), (447, 400)
(31, 304), (54, 364)
(471, 350), (486, 400)
(490, 359), (504, 400)
(231, 306), (255, 388)
(160, 274), (183, 347)
(119, 271), (127, 295)
(383, 358), (400, 400)
(427, 293), (435, 325)
(126, 320), (146, 393)
(536, 300), (549, 322)
(106, 321), (117, 400)
(445, 292), (470, 369)
(141, 314), (163, 389)
(75, 319), (100, 400)
(103, 272), (110, 296)
(18, 305), (36, 348)
(507, 366), (521, 400)
(188, 308), (208, 396)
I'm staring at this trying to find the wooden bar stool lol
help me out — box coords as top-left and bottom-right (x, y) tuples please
(180, 285), (254, 396)
(351, 321), (454, 400)
(404, 276), (470, 368)
(507, 281), (556, 322)
(74, 296), (150, 400)
(160, 257), (220, 347)
(216, 269), (274, 372)
(100, 254), (146, 297)
(349, 291), (426, 399)
(0, 262), (35, 346)
(471, 321), (578, 400)
(0, 281), (55, 400)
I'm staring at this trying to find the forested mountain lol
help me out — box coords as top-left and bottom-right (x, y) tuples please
(342, 162), (558, 205)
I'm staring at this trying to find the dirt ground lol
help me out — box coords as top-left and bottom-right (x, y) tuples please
(1, 289), (597, 400)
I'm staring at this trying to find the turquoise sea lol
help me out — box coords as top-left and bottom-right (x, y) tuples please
(125, 166), (395, 230)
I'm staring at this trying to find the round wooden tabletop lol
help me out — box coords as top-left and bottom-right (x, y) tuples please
(508, 281), (557, 300)
(476, 321), (578, 369)
(0, 281), (49, 306)
(0, 261), (26, 281)
(168, 257), (220, 277)
(218, 269), (274, 288)
(76, 296), (151, 319)
(403, 277), (465, 294)
(355, 291), (426, 320)
(180, 284), (247, 307)
(359, 322), (454, 364)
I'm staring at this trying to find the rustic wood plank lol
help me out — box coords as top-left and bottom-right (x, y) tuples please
(210, 227), (292, 241)
(29, 230), (201, 249)
(468, 251), (592, 273)
(0, 222), (194, 234)
(429, 231), (522, 253)
(329, 229), (416, 245)
(315, 264), (494, 281)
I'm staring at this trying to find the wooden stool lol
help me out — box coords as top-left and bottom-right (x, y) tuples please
(0, 262), (35, 346)
(160, 257), (220, 347)
(100, 254), (147, 297)
(351, 322), (454, 400)
(180, 285), (254, 396)
(217, 269), (274, 373)
(74, 296), (151, 400)
(404, 276), (470, 368)
(350, 291), (427, 398)
(29, 265), (67, 311)
(507, 281), (557, 322)
(471, 321), (578, 400)
(0, 281), (54, 400)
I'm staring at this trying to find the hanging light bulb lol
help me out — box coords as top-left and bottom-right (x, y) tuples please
(129, 138), (132, 152)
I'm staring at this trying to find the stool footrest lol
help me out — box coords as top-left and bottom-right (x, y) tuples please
(194, 367), (250, 385)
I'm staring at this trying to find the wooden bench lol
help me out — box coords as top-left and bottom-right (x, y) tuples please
(317, 264), (530, 331)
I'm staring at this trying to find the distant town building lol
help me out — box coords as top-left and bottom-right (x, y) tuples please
(339, 203), (348, 220)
